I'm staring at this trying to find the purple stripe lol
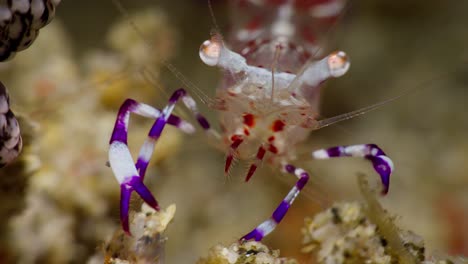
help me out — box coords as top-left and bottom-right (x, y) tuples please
(109, 99), (138, 144)
(296, 172), (309, 190)
(241, 228), (264, 242)
(196, 114), (211, 130)
(169, 88), (186, 103)
(168, 115), (181, 126)
(121, 98), (137, 111)
(327, 146), (344, 157)
(148, 118), (167, 138)
(110, 121), (128, 144)
(120, 185), (132, 235)
(272, 201), (290, 223)
(284, 164), (295, 173)
(135, 158), (149, 179)
(367, 156), (391, 194)
(128, 176), (160, 211)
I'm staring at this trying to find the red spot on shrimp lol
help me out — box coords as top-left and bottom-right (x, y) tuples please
(301, 26), (317, 44)
(257, 146), (266, 159)
(226, 135), (244, 173)
(245, 164), (258, 182)
(245, 15), (263, 30)
(272, 120), (285, 132)
(225, 155), (234, 173)
(268, 144), (278, 154)
(268, 136), (275, 142)
(231, 134), (242, 142)
(243, 113), (255, 127)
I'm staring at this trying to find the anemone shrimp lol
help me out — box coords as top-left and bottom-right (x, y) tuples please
(108, 0), (394, 241)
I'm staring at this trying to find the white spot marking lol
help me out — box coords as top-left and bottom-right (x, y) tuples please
(378, 155), (394, 172)
(257, 219), (277, 237)
(138, 138), (156, 162)
(345, 145), (368, 157)
(285, 186), (299, 203)
(312, 149), (329, 159)
(134, 103), (161, 118)
(109, 142), (139, 184)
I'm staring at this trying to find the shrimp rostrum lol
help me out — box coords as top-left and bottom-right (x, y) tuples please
(108, 0), (393, 241)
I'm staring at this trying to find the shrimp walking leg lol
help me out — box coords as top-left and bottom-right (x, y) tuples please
(135, 88), (215, 178)
(109, 89), (213, 234)
(312, 144), (394, 194)
(241, 164), (310, 241)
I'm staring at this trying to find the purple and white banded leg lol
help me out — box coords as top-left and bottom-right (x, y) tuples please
(109, 98), (192, 234)
(109, 89), (213, 234)
(312, 144), (394, 194)
(134, 88), (215, 179)
(241, 164), (309, 241)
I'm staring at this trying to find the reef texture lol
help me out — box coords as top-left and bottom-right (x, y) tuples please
(302, 174), (466, 264)
(0, 114), (38, 262)
(1, 8), (182, 263)
(100, 204), (176, 264)
(0, 1), (465, 263)
(0, 0), (61, 61)
(197, 241), (297, 264)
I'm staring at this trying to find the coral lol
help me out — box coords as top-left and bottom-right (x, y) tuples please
(301, 174), (465, 264)
(102, 204), (176, 264)
(0, 114), (38, 262)
(0, 1), (465, 263)
(85, 8), (177, 110)
(358, 174), (423, 263)
(106, 8), (176, 66)
(0, 82), (23, 166)
(10, 192), (76, 264)
(2, 8), (182, 263)
(0, 21), (79, 108)
(197, 241), (297, 264)
(302, 201), (399, 264)
(0, 0), (61, 61)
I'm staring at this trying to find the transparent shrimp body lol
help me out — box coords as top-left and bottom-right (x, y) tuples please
(196, 0), (392, 241)
(199, 0), (350, 176)
(109, 0), (393, 241)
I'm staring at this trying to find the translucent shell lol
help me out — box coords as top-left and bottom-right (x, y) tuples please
(327, 51), (350, 77)
(199, 39), (221, 66)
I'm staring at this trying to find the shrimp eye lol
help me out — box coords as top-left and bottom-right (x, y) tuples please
(199, 39), (221, 66)
(328, 51), (350, 77)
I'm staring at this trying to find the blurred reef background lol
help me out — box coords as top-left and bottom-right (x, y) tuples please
(0, 0), (467, 263)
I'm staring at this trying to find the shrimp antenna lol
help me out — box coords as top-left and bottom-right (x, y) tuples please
(110, 0), (214, 106)
(316, 95), (401, 129)
(208, 0), (223, 39)
(288, 0), (350, 94)
(270, 45), (282, 102)
(316, 70), (457, 129)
